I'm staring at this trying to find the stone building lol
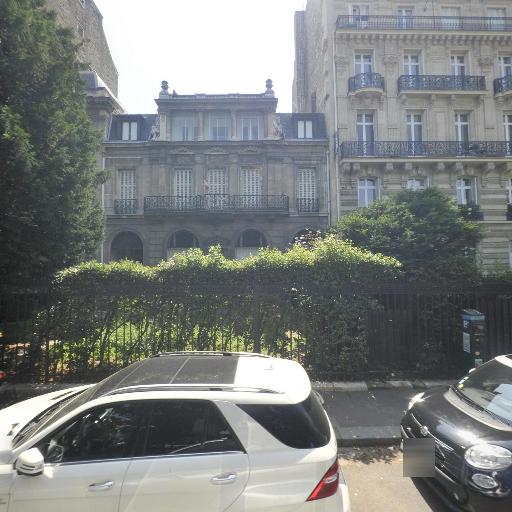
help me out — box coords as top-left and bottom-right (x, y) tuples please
(45, 0), (118, 97)
(102, 81), (329, 264)
(294, 0), (512, 270)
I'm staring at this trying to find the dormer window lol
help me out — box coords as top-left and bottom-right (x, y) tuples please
(122, 121), (138, 141)
(298, 119), (313, 139)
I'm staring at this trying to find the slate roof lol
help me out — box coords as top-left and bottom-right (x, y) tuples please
(277, 113), (327, 140)
(107, 113), (327, 142)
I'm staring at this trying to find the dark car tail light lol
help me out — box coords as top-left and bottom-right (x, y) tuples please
(306, 459), (339, 501)
(0, 371), (6, 380)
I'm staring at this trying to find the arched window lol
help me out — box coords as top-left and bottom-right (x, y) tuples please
(235, 229), (267, 259)
(167, 230), (199, 258)
(111, 232), (143, 263)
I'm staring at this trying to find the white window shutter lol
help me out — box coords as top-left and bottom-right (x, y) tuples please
(119, 170), (136, 200)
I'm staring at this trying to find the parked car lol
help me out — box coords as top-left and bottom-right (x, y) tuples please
(0, 351), (350, 512)
(401, 354), (512, 512)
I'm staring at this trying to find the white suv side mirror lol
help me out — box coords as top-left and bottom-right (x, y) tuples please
(15, 448), (44, 476)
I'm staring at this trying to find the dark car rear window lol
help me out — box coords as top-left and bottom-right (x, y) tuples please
(238, 392), (330, 449)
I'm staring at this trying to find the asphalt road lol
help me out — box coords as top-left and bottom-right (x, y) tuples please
(339, 447), (456, 512)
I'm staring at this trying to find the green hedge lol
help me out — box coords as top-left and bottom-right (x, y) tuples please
(32, 237), (400, 381)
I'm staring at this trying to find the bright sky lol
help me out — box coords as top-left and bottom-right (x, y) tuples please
(94, 0), (307, 114)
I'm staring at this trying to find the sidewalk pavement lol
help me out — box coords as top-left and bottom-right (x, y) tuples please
(314, 379), (456, 447)
(0, 379), (456, 447)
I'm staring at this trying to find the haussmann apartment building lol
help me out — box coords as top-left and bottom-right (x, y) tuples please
(294, 0), (512, 270)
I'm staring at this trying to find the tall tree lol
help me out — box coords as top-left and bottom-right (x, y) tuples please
(0, 0), (104, 284)
(330, 188), (484, 282)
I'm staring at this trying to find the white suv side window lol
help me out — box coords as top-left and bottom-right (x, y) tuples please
(143, 400), (242, 456)
(36, 402), (144, 463)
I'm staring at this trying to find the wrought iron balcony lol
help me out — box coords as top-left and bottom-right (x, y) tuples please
(494, 76), (512, 95)
(297, 198), (320, 213)
(348, 73), (385, 93)
(114, 199), (138, 214)
(398, 75), (486, 93)
(144, 194), (289, 214)
(459, 205), (484, 221)
(339, 141), (512, 159)
(336, 15), (512, 32)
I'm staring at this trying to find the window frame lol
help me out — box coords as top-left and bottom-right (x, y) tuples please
(122, 121), (138, 141)
(209, 114), (230, 141)
(239, 116), (261, 141)
(119, 169), (137, 201)
(137, 400), (245, 458)
(33, 401), (148, 465)
(406, 177), (427, 191)
(406, 112), (424, 142)
(357, 177), (378, 207)
(456, 176), (477, 205)
(454, 112), (471, 143)
(498, 56), (512, 77)
(356, 112), (375, 143)
(354, 52), (373, 75)
(450, 54), (467, 76)
(403, 53), (421, 76)
(297, 119), (313, 139)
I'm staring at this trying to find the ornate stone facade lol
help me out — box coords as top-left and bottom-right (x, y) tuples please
(102, 83), (329, 264)
(294, 0), (512, 270)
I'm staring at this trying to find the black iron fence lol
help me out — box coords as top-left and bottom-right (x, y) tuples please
(1, 283), (512, 383)
(337, 15), (512, 32)
(297, 198), (320, 213)
(348, 73), (385, 93)
(398, 75), (486, 93)
(339, 141), (512, 158)
(113, 199), (138, 215)
(144, 194), (289, 214)
(494, 76), (512, 95)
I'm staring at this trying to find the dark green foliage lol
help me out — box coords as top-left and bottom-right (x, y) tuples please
(330, 188), (484, 282)
(31, 238), (401, 380)
(0, 0), (104, 283)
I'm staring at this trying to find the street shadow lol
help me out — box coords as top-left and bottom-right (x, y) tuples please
(339, 446), (399, 464)
(412, 478), (461, 512)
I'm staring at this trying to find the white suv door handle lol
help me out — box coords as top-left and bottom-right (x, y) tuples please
(210, 472), (237, 485)
(88, 481), (114, 491)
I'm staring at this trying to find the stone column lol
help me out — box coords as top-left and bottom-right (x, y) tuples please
(198, 112), (205, 141)
(231, 111), (237, 140)
(194, 154), (204, 195)
(265, 111), (275, 139)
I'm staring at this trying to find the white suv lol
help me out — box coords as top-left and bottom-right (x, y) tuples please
(0, 352), (350, 511)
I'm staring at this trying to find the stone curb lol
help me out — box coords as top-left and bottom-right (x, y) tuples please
(312, 379), (455, 392)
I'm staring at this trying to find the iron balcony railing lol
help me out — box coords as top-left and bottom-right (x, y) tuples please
(297, 198), (320, 213)
(114, 199), (138, 214)
(458, 205), (484, 221)
(348, 73), (385, 93)
(494, 76), (512, 95)
(144, 194), (289, 213)
(398, 75), (486, 92)
(339, 141), (512, 158)
(336, 15), (512, 31)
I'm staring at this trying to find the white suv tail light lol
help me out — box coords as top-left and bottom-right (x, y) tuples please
(306, 459), (339, 501)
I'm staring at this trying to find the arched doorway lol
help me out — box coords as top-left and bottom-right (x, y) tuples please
(235, 229), (267, 259)
(110, 232), (143, 263)
(167, 230), (200, 258)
